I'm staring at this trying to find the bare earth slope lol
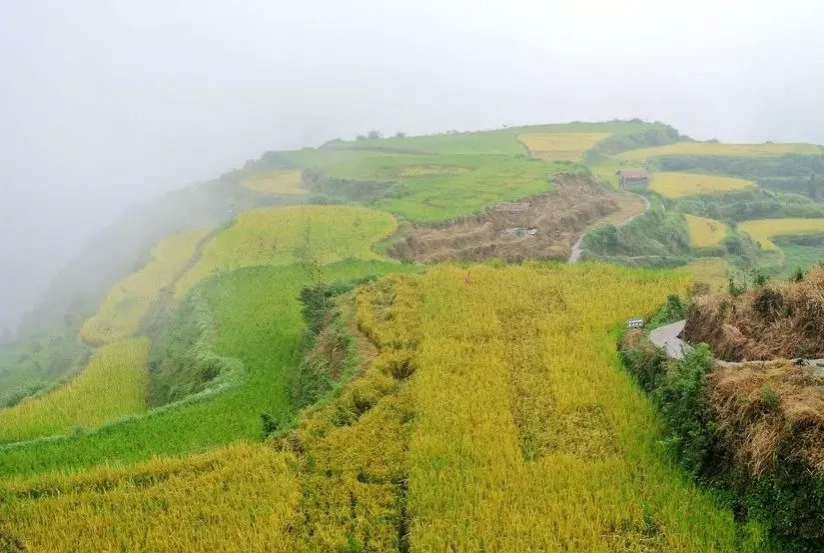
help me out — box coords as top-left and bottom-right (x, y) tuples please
(684, 267), (824, 361)
(390, 174), (644, 263)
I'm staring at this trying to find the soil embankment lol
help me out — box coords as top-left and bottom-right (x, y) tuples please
(390, 174), (644, 263)
(683, 267), (824, 361)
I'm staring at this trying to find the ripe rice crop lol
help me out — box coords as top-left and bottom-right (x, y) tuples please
(175, 205), (397, 296)
(239, 169), (307, 196)
(681, 257), (733, 292)
(738, 218), (824, 250)
(618, 141), (822, 161)
(0, 265), (780, 551)
(0, 339), (149, 444)
(1, 442), (300, 553)
(650, 172), (753, 198)
(80, 228), (211, 345)
(685, 214), (727, 247)
(518, 132), (611, 161)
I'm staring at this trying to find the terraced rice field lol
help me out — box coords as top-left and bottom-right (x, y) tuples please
(175, 205), (397, 296)
(0, 264), (779, 552)
(618, 141), (822, 161)
(685, 214), (728, 248)
(738, 218), (824, 250)
(240, 170), (307, 196)
(649, 172), (753, 198)
(80, 228), (211, 345)
(0, 339), (149, 444)
(518, 132), (611, 161)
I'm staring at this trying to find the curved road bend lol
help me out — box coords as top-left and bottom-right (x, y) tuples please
(568, 192), (651, 264)
(648, 319), (824, 370)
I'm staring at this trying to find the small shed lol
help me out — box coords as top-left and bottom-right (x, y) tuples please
(616, 168), (649, 189)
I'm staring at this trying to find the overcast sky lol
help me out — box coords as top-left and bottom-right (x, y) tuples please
(2, 0), (824, 333)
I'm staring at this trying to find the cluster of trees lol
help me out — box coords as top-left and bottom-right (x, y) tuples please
(585, 124), (686, 163)
(673, 188), (824, 222)
(354, 130), (406, 140)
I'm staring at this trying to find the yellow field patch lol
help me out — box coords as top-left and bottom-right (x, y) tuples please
(240, 170), (307, 196)
(738, 218), (824, 250)
(2, 442), (300, 553)
(80, 228), (211, 346)
(650, 172), (753, 198)
(518, 132), (611, 161)
(404, 264), (763, 551)
(681, 257), (733, 292)
(685, 214), (727, 248)
(0, 266), (775, 551)
(619, 141), (822, 161)
(0, 339), (149, 444)
(175, 205), (397, 297)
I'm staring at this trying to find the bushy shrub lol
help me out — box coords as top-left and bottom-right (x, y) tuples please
(654, 345), (720, 478)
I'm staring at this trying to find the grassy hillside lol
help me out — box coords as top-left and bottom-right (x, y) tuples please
(0, 264), (784, 552)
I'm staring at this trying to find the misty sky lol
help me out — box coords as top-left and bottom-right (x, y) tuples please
(2, 0), (824, 334)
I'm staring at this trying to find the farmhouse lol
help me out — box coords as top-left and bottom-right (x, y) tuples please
(616, 168), (649, 189)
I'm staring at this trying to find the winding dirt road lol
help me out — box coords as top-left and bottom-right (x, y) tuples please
(568, 192), (651, 263)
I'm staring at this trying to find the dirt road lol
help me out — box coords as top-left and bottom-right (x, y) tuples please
(568, 192), (650, 263)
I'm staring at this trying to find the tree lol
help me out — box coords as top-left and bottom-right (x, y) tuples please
(367, 130), (382, 140)
(394, 131), (406, 138)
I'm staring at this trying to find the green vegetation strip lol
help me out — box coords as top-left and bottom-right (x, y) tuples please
(0, 260), (416, 479)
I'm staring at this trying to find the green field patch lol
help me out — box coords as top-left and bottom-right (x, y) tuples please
(619, 141), (822, 161)
(371, 155), (560, 222)
(0, 339), (149, 445)
(175, 205), (397, 297)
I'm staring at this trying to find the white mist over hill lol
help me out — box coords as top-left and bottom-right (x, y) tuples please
(2, 0), (823, 333)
